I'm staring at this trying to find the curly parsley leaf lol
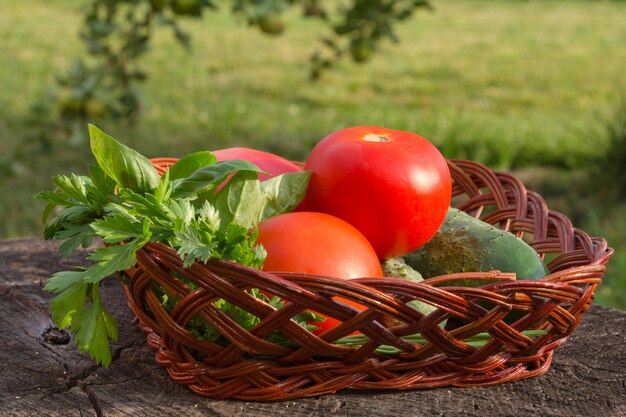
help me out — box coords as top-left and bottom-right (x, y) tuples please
(56, 224), (95, 258)
(87, 165), (117, 202)
(174, 227), (218, 268)
(91, 214), (147, 244)
(70, 285), (119, 367)
(83, 223), (151, 283)
(53, 174), (90, 205)
(45, 270), (89, 329)
(36, 171), (113, 257)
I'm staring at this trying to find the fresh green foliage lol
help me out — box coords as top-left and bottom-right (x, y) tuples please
(37, 124), (310, 365)
(45, 270), (90, 329)
(70, 284), (119, 367)
(166, 151), (217, 180)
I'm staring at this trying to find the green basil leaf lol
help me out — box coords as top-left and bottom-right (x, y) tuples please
(153, 168), (172, 203)
(215, 170), (263, 229)
(88, 124), (160, 194)
(172, 160), (265, 199)
(259, 171), (311, 220)
(166, 151), (217, 180)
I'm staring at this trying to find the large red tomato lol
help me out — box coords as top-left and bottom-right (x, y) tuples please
(256, 212), (382, 335)
(304, 126), (452, 260)
(212, 147), (302, 181)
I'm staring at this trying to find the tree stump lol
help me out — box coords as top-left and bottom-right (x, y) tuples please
(1, 238), (624, 417)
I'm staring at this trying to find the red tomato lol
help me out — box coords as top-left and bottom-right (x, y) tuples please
(304, 126), (452, 260)
(212, 147), (302, 181)
(256, 212), (383, 335)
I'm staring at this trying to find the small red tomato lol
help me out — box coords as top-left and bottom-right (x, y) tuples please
(304, 126), (452, 260)
(256, 212), (383, 335)
(212, 147), (302, 181)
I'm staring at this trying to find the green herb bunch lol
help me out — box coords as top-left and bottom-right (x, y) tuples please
(36, 125), (311, 366)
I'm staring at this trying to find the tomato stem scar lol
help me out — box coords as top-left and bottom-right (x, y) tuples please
(363, 134), (389, 142)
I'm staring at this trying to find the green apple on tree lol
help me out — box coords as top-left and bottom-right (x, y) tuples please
(258, 13), (285, 35)
(171, 0), (201, 16)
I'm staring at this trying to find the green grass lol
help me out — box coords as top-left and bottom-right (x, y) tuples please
(0, 0), (624, 309)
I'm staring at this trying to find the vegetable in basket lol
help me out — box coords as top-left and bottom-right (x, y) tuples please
(256, 211), (383, 335)
(304, 126), (452, 260)
(403, 207), (548, 287)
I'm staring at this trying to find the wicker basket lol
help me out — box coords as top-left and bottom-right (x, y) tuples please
(120, 158), (613, 401)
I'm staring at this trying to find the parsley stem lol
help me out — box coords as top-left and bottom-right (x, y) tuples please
(334, 329), (548, 355)
(90, 281), (101, 303)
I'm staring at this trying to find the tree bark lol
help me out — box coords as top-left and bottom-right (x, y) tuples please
(1, 238), (624, 417)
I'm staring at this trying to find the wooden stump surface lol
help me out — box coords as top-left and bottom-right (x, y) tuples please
(0, 238), (624, 417)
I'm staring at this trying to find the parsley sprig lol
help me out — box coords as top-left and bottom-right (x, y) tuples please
(36, 125), (311, 366)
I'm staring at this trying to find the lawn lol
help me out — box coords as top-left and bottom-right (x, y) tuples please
(0, 0), (624, 308)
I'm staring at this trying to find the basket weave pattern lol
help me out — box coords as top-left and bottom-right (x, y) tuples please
(120, 158), (613, 401)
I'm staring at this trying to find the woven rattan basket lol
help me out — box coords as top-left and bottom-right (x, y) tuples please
(120, 158), (613, 401)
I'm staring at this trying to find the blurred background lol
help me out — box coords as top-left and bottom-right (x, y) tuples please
(0, 0), (624, 309)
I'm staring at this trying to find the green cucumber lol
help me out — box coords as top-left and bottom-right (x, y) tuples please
(381, 258), (447, 327)
(381, 258), (437, 316)
(403, 208), (548, 287)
